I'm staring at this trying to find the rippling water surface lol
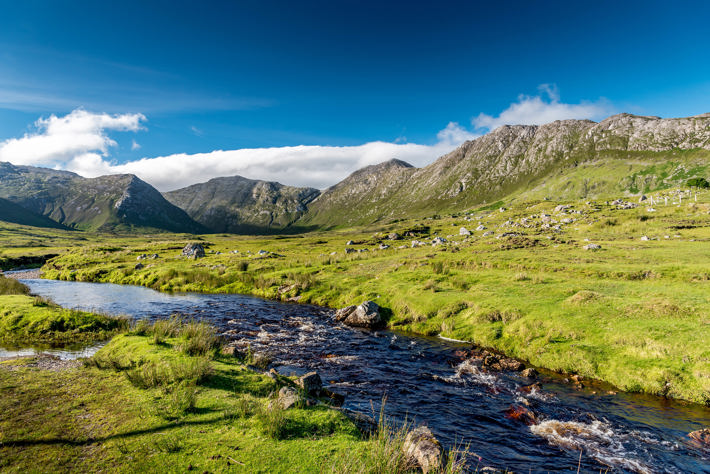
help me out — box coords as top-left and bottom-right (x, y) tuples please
(12, 279), (710, 473)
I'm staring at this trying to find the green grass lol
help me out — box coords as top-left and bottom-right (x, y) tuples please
(0, 275), (128, 344)
(0, 321), (469, 472)
(3, 188), (710, 405)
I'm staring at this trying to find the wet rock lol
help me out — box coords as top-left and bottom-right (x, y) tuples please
(517, 382), (542, 394)
(335, 301), (382, 329)
(274, 386), (304, 410)
(688, 428), (710, 447)
(403, 426), (444, 473)
(521, 368), (538, 378)
(182, 243), (205, 258)
(504, 404), (538, 425)
(321, 387), (345, 407)
(499, 358), (524, 372)
(295, 371), (322, 396)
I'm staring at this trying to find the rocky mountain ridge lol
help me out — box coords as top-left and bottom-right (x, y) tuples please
(299, 113), (710, 227)
(1, 113), (709, 233)
(163, 175), (319, 233)
(0, 163), (204, 233)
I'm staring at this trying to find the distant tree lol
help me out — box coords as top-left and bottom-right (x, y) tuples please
(686, 177), (710, 189)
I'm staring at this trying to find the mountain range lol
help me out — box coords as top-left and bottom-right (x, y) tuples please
(1, 113), (709, 233)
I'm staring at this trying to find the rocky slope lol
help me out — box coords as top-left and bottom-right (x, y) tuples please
(163, 176), (320, 233)
(0, 163), (204, 233)
(299, 113), (710, 227)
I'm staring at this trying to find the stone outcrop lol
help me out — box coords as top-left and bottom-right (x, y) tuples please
(182, 243), (205, 258)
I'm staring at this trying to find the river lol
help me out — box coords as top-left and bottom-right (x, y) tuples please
(6, 278), (710, 473)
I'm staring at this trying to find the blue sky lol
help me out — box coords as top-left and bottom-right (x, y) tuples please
(1, 0), (709, 190)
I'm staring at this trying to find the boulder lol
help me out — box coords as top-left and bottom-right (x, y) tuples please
(403, 426), (444, 473)
(134, 263), (144, 270)
(379, 244), (390, 250)
(335, 301), (382, 329)
(459, 227), (471, 236)
(345, 248), (356, 254)
(431, 237), (447, 245)
(295, 371), (322, 396)
(275, 386), (304, 410)
(640, 235), (650, 241)
(688, 428), (710, 447)
(476, 224), (487, 231)
(346, 240), (355, 245)
(387, 233), (402, 240)
(583, 243), (601, 250)
(220, 345), (243, 358)
(182, 243), (205, 258)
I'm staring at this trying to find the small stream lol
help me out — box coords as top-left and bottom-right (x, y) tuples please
(8, 278), (710, 473)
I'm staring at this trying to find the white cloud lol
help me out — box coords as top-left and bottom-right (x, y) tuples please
(0, 90), (614, 192)
(131, 139), (141, 150)
(109, 141), (457, 191)
(0, 109), (145, 168)
(436, 122), (479, 147)
(473, 84), (611, 130)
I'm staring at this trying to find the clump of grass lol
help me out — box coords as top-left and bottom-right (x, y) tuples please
(236, 261), (249, 271)
(225, 393), (260, 420)
(152, 316), (181, 344)
(287, 271), (316, 291)
(566, 290), (603, 305)
(178, 320), (221, 356)
(512, 272), (530, 281)
(256, 402), (288, 439)
(0, 275), (30, 295)
(423, 279), (439, 292)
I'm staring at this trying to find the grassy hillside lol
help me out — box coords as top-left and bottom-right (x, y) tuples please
(31, 186), (710, 405)
(0, 198), (70, 230)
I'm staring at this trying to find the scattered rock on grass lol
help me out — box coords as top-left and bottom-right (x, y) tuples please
(583, 243), (601, 250)
(182, 243), (205, 258)
(275, 386), (304, 410)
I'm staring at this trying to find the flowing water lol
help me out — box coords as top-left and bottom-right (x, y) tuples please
(9, 278), (710, 473)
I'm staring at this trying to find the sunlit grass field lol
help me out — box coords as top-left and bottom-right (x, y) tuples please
(2, 189), (710, 404)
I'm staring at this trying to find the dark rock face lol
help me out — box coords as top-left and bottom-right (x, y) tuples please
(163, 175), (319, 233)
(403, 426), (444, 473)
(334, 301), (382, 329)
(0, 163), (204, 233)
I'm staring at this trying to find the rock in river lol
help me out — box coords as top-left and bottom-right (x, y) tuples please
(335, 301), (382, 329)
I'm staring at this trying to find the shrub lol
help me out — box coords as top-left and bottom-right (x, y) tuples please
(687, 177), (710, 188)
